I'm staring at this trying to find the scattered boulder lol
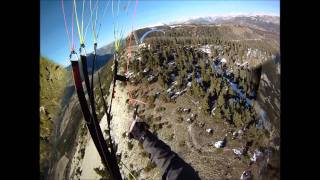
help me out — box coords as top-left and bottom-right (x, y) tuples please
(232, 129), (243, 139)
(190, 113), (197, 120)
(214, 137), (226, 148)
(172, 81), (178, 86)
(168, 61), (175, 66)
(233, 148), (244, 156)
(211, 107), (216, 116)
(240, 170), (252, 180)
(214, 140), (225, 148)
(232, 131), (238, 138)
(250, 149), (264, 162)
(147, 74), (156, 83)
(198, 122), (205, 128)
(232, 129), (244, 139)
(206, 128), (213, 134)
(177, 107), (191, 113)
(143, 67), (150, 74)
(183, 108), (191, 113)
(221, 58), (227, 64)
(186, 118), (193, 123)
(238, 129), (244, 135)
(40, 106), (45, 113)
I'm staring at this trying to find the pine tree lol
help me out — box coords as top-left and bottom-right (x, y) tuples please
(217, 92), (225, 108)
(202, 94), (210, 113)
(225, 103), (232, 117)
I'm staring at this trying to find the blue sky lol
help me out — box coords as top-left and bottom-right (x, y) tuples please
(40, 0), (279, 67)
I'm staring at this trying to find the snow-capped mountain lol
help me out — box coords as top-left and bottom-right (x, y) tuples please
(168, 14), (279, 33)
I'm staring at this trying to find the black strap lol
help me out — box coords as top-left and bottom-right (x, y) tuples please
(80, 55), (91, 94)
(71, 60), (122, 180)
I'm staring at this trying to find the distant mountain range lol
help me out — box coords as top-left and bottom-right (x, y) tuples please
(156, 14), (279, 34)
(66, 14), (279, 72)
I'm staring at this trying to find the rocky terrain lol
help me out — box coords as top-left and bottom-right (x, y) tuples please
(42, 15), (280, 180)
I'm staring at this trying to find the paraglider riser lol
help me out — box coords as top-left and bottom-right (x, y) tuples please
(71, 60), (122, 180)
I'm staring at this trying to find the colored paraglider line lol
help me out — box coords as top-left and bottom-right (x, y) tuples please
(89, 0), (99, 44)
(61, 0), (72, 51)
(127, 87), (147, 105)
(68, 8), (113, 179)
(94, 0), (99, 36)
(111, 0), (117, 50)
(117, 0), (120, 18)
(71, 3), (75, 51)
(140, 29), (165, 44)
(124, 0), (131, 15)
(62, 1), (126, 179)
(73, 0), (84, 44)
(125, 0), (138, 73)
(132, 0), (138, 23)
(81, 0), (86, 40)
(127, 0), (138, 55)
(110, 0), (146, 106)
(84, 0), (99, 42)
(101, 0), (111, 19)
(129, 99), (147, 105)
(111, 0), (114, 18)
(126, 32), (132, 73)
(81, 2), (119, 176)
(97, 0), (111, 39)
(124, 0), (147, 106)
(119, 160), (137, 180)
(61, 0), (148, 178)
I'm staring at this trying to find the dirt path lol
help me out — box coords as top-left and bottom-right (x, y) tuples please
(68, 114), (109, 180)
(109, 83), (162, 179)
(67, 80), (161, 180)
(54, 155), (69, 180)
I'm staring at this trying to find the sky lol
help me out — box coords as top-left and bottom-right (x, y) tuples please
(40, 0), (279, 67)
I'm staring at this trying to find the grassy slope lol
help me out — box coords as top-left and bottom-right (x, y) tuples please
(40, 56), (68, 177)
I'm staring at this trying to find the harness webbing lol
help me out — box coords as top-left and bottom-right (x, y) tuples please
(62, 1), (145, 179)
(71, 59), (123, 180)
(71, 60), (112, 176)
